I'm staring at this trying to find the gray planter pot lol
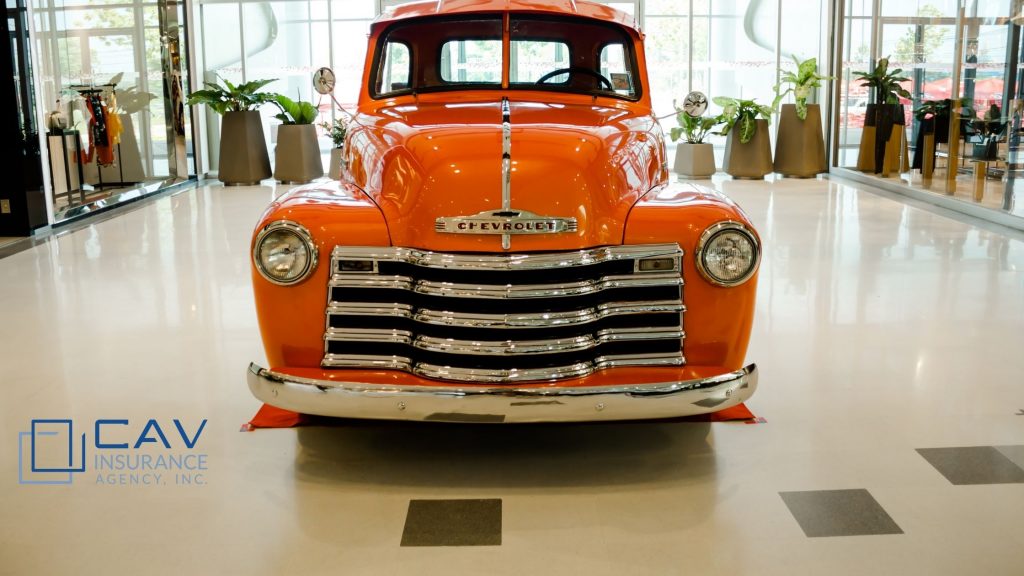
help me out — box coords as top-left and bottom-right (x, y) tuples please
(673, 142), (716, 179)
(773, 104), (826, 177)
(274, 124), (323, 184)
(722, 118), (772, 179)
(218, 110), (271, 186)
(328, 147), (344, 180)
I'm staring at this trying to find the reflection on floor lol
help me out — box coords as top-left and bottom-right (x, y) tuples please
(0, 237), (23, 248)
(0, 177), (1022, 575)
(53, 182), (144, 212)
(851, 165), (1023, 219)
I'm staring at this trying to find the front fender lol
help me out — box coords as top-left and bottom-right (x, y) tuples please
(623, 182), (759, 370)
(252, 181), (391, 369)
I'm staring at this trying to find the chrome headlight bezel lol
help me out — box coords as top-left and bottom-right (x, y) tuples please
(695, 221), (760, 287)
(253, 220), (318, 286)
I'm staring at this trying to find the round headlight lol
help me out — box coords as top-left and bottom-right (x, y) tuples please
(696, 222), (759, 287)
(253, 221), (317, 285)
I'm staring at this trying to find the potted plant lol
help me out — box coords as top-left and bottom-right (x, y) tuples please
(852, 57), (911, 175)
(271, 94), (323, 184)
(669, 105), (723, 179)
(772, 56), (832, 177)
(714, 96), (773, 179)
(186, 77), (277, 185)
(320, 117), (348, 180)
(912, 98), (968, 175)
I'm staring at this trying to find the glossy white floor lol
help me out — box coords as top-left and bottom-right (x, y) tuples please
(1, 176), (1022, 575)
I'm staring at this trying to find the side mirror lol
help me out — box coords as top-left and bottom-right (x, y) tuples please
(682, 91), (708, 117)
(313, 67), (336, 95)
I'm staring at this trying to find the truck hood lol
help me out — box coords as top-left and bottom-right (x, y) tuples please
(344, 99), (665, 251)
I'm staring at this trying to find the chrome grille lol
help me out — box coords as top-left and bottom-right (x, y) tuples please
(322, 244), (686, 383)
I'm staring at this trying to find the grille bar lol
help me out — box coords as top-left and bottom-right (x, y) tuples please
(322, 244), (685, 383)
(330, 244), (682, 271)
(325, 327), (686, 355)
(327, 300), (685, 328)
(329, 273), (682, 299)
(321, 352), (685, 383)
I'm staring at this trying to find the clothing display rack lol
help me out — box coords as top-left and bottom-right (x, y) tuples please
(69, 82), (132, 191)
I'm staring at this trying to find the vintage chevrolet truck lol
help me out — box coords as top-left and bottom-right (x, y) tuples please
(246, 0), (760, 423)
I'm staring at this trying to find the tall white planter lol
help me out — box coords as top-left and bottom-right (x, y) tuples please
(328, 147), (344, 180)
(673, 142), (716, 179)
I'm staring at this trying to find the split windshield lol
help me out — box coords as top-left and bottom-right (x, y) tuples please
(372, 15), (639, 100)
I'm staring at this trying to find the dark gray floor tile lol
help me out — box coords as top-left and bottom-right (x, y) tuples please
(916, 446), (1024, 485)
(401, 499), (502, 547)
(779, 489), (903, 538)
(994, 445), (1024, 471)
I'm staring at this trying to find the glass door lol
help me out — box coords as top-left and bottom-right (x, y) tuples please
(834, 0), (1024, 224)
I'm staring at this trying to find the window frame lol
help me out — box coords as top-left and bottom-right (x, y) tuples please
(368, 13), (643, 102)
(373, 38), (415, 98)
(507, 37), (572, 85)
(437, 36), (504, 86)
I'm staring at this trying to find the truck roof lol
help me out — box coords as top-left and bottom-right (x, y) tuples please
(373, 0), (639, 32)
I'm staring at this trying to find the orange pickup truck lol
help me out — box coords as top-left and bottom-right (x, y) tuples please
(247, 0), (760, 423)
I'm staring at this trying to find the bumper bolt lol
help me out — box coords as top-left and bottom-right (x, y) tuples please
(595, 402), (605, 411)
(397, 401), (406, 411)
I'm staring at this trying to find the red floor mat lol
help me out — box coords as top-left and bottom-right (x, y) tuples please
(243, 402), (757, 430)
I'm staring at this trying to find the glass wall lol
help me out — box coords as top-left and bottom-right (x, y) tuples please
(643, 0), (830, 160)
(190, 0), (377, 176)
(30, 0), (193, 221)
(835, 0), (1024, 225)
(189, 0), (830, 175)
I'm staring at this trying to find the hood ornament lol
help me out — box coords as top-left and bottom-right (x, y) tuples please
(434, 97), (577, 249)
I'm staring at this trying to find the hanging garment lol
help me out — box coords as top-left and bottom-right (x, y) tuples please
(105, 93), (123, 148)
(70, 96), (91, 161)
(79, 95), (97, 164)
(88, 93), (115, 166)
(88, 94), (108, 146)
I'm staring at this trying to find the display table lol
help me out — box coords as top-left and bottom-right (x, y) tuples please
(46, 129), (85, 206)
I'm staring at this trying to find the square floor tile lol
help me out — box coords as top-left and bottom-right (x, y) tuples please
(916, 446), (1024, 485)
(401, 499), (502, 547)
(994, 445), (1024, 471)
(779, 489), (903, 538)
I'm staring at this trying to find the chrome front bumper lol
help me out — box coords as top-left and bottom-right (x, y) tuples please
(247, 363), (757, 423)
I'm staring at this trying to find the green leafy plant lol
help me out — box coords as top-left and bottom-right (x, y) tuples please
(272, 94), (318, 125)
(669, 103), (724, 144)
(852, 57), (911, 105)
(319, 118), (348, 148)
(713, 97), (772, 144)
(185, 77), (277, 114)
(772, 56), (833, 120)
(914, 97), (972, 121)
(114, 86), (157, 115)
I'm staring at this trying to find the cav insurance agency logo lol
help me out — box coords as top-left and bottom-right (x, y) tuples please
(18, 418), (209, 486)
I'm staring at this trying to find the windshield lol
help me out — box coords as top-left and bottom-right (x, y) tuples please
(371, 15), (640, 100)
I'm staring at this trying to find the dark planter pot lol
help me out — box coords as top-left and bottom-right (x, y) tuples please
(872, 103), (904, 172)
(773, 104), (826, 177)
(219, 110), (271, 185)
(722, 119), (772, 179)
(933, 113), (951, 144)
(857, 103), (907, 174)
(912, 114), (950, 171)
